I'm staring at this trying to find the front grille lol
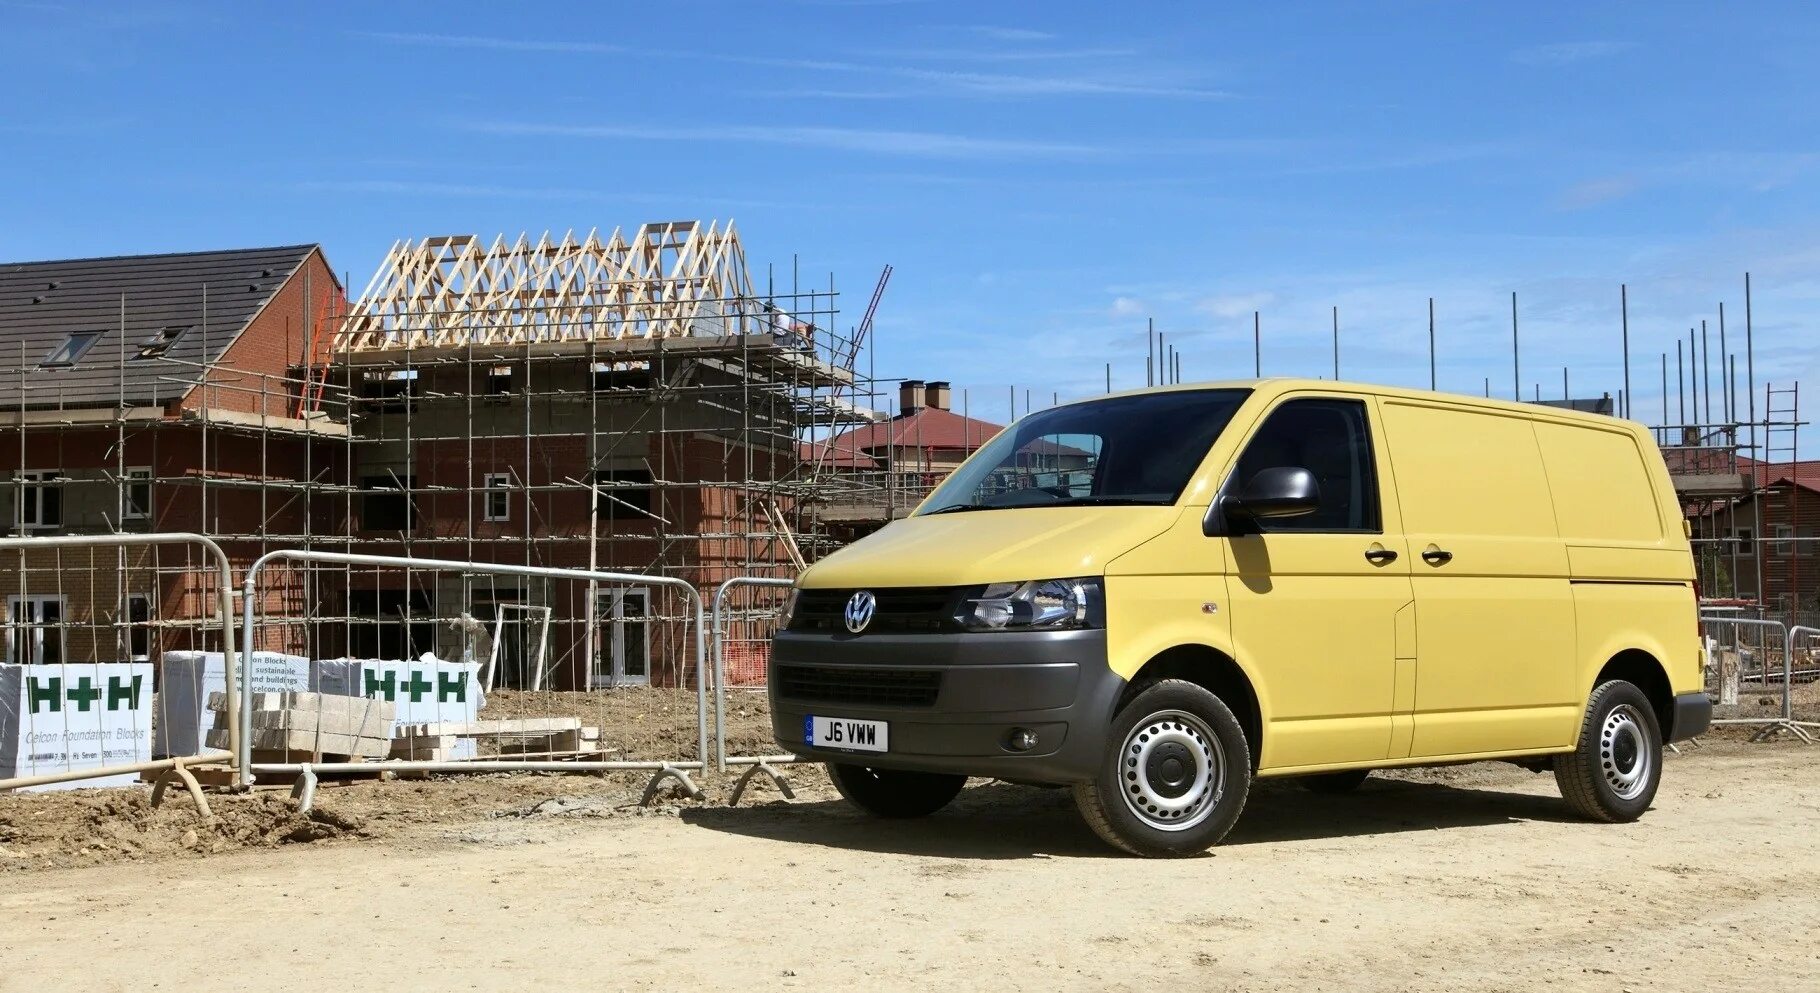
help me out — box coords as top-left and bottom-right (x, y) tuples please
(791, 586), (959, 633)
(776, 664), (942, 707)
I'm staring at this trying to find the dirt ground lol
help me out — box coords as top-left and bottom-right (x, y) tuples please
(1, 726), (1816, 991)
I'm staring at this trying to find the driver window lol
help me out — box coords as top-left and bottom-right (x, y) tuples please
(1232, 398), (1379, 532)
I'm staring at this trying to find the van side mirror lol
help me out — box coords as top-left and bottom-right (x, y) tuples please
(1203, 466), (1321, 536)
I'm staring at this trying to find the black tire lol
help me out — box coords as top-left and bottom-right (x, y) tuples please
(1072, 679), (1252, 857)
(827, 763), (967, 819)
(1554, 680), (1662, 823)
(1300, 768), (1371, 794)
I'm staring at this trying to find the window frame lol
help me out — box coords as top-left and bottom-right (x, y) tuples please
(41, 330), (104, 368)
(482, 472), (512, 522)
(1735, 527), (1755, 557)
(122, 466), (153, 521)
(125, 593), (153, 661)
(134, 325), (190, 360)
(1772, 523), (1795, 556)
(1222, 396), (1383, 535)
(6, 593), (66, 665)
(14, 469), (62, 530)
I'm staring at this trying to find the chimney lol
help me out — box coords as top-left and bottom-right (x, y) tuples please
(925, 381), (952, 411)
(899, 379), (925, 414)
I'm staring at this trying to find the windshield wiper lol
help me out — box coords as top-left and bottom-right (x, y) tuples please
(922, 496), (1160, 514)
(1040, 496), (1163, 507)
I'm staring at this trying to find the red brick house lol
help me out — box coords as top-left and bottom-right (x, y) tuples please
(0, 245), (347, 665)
(1688, 458), (1819, 612)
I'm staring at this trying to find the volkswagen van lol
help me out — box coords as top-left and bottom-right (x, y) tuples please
(769, 379), (1709, 856)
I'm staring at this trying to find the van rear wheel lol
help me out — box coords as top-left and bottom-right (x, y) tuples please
(1554, 680), (1662, 822)
(827, 763), (966, 819)
(1073, 679), (1252, 857)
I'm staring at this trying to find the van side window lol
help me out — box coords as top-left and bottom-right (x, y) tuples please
(1233, 398), (1380, 532)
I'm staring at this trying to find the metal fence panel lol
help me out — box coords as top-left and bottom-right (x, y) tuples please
(710, 576), (795, 774)
(0, 533), (239, 799)
(1700, 611), (1818, 742)
(237, 551), (710, 802)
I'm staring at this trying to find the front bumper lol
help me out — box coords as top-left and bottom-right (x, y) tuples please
(768, 628), (1124, 784)
(1668, 691), (1712, 742)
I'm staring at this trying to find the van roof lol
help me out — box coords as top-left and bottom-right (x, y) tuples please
(1080, 378), (1636, 430)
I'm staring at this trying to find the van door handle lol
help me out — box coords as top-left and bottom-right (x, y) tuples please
(1421, 546), (1454, 565)
(1363, 546), (1398, 564)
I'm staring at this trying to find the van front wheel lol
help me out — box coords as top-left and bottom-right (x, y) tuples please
(1554, 680), (1663, 822)
(1073, 679), (1252, 857)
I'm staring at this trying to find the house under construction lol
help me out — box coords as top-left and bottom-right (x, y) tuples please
(0, 221), (890, 689)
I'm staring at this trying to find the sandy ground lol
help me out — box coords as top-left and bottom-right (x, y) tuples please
(1, 741), (1815, 993)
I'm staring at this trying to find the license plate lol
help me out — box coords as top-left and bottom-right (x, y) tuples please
(806, 715), (889, 753)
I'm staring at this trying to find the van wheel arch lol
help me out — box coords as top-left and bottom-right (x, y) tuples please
(1595, 649), (1674, 738)
(1125, 645), (1262, 770)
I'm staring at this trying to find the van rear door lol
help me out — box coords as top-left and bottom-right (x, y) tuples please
(1378, 400), (1580, 757)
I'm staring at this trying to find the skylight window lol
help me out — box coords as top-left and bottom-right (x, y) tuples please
(41, 331), (103, 368)
(135, 325), (190, 360)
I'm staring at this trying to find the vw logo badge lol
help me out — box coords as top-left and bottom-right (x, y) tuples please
(843, 590), (877, 634)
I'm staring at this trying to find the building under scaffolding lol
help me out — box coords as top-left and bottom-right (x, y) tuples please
(0, 222), (891, 689)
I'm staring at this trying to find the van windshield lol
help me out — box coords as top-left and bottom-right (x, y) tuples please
(918, 388), (1251, 514)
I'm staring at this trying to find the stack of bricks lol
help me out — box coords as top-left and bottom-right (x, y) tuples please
(498, 724), (602, 757)
(391, 717), (604, 761)
(204, 691), (395, 761)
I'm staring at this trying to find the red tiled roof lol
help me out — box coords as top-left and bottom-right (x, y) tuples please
(796, 435), (882, 469)
(1738, 457), (1820, 493)
(823, 406), (1008, 457)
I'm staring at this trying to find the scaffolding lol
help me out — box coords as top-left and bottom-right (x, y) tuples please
(0, 221), (892, 691)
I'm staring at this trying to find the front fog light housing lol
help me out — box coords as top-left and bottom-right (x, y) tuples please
(960, 577), (1102, 631)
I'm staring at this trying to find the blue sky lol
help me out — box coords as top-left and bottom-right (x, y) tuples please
(2, 1), (1818, 440)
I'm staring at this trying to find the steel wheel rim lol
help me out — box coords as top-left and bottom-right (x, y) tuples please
(1117, 709), (1224, 832)
(1600, 704), (1653, 801)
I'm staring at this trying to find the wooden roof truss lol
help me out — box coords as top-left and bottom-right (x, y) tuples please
(334, 220), (769, 352)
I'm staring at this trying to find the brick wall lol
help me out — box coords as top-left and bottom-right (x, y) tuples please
(181, 248), (344, 418)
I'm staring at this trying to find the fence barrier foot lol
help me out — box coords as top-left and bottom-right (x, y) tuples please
(1745, 721), (1817, 745)
(640, 764), (702, 806)
(728, 762), (795, 807)
(149, 761), (214, 822)
(292, 765), (319, 814)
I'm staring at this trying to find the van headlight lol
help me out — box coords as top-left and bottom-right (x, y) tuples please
(777, 587), (800, 629)
(959, 578), (1103, 631)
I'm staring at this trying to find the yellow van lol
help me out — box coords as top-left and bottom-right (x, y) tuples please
(770, 379), (1708, 856)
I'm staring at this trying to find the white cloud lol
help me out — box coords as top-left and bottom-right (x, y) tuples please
(968, 26), (1057, 42)
(349, 30), (1229, 100)
(462, 121), (1107, 160)
(290, 179), (811, 210)
(1556, 175), (1642, 210)
(351, 31), (624, 54)
(1510, 41), (1636, 65)
(1110, 296), (1147, 317)
(1196, 292), (1276, 319)
(848, 46), (1139, 63)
